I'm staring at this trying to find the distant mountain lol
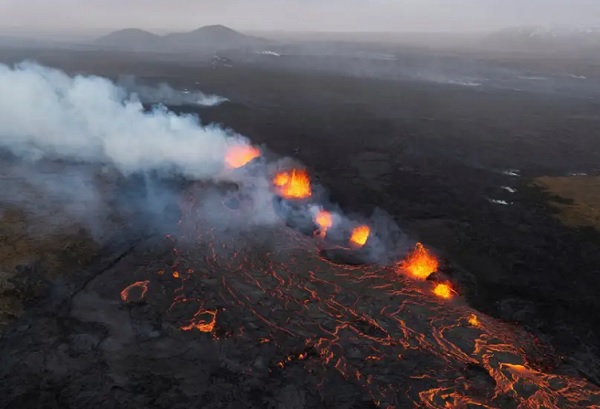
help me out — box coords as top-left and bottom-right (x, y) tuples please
(483, 25), (600, 54)
(96, 25), (271, 53)
(96, 28), (160, 50)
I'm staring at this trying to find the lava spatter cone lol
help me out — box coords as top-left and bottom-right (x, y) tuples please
(398, 242), (439, 280)
(273, 169), (312, 200)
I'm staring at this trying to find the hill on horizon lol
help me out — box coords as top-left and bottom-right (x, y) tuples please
(96, 25), (272, 53)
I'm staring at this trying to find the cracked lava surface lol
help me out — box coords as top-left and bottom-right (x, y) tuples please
(1, 180), (600, 408)
(115, 188), (600, 408)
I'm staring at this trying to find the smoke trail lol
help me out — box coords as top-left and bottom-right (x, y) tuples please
(117, 75), (228, 107)
(0, 61), (245, 179)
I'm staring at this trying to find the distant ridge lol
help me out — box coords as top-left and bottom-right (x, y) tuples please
(96, 25), (271, 53)
(96, 28), (160, 50)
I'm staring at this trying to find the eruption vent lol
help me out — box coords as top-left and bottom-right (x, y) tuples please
(224, 145), (260, 169)
(350, 225), (370, 247)
(314, 210), (333, 238)
(399, 242), (439, 280)
(433, 283), (453, 299)
(273, 169), (312, 199)
(468, 314), (480, 327)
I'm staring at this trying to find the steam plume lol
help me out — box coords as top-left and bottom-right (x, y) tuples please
(0, 62), (245, 179)
(0, 62), (406, 263)
(117, 75), (228, 107)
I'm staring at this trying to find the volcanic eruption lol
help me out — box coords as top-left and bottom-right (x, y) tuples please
(273, 169), (312, 199)
(399, 242), (439, 280)
(224, 145), (260, 169)
(314, 209), (333, 238)
(433, 282), (453, 299)
(1, 63), (600, 409)
(350, 225), (370, 247)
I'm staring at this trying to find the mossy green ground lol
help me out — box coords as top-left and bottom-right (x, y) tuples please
(534, 176), (600, 230)
(0, 207), (99, 332)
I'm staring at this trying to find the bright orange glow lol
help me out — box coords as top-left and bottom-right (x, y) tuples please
(181, 309), (217, 333)
(468, 314), (480, 327)
(315, 210), (333, 238)
(120, 280), (150, 303)
(273, 172), (290, 187)
(273, 169), (312, 199)
(350, 225), (370, 247)
(433, 283), (453, 299)
(225, 145), (260, 169)
(399, 242), (439, 280)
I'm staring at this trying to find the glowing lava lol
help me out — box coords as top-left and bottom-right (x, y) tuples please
(350, 225), (370, 247)
(433, 282), (453, 299)
(273, 172), (289, 187)
(273, 169), (312, 199)
(399, 242), (439, 280)
(181, 308), (218, 333)
(120, 280), (150, 303)
(468, 314), (480, 327)
(225, 145), (260, 169)
(314, 210), (333, 238)
(138, 194), (600, 408)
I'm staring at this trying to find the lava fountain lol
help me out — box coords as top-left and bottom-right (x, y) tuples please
(399, 242), (439, 280)
(433, 282), (453, 299)
(314, 210), (333, 238)
(273, 169), (312, 199)
(224, 145), (260, 169)
(350, 225), (370, 248)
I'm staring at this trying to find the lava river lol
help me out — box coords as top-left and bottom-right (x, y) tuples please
(117, 183), (600, 409)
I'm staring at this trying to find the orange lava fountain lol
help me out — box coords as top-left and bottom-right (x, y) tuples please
(399, 242), (439, 280)
(273, 169), (312, 199)
(225, 145), (260, 169)
(273, 172), (290, 187)
(433, 282), (453, 299)
(314, 210), (333, 238)
(350, 225), (370, 247)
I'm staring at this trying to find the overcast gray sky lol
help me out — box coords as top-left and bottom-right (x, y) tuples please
(1, 0), (599, 36)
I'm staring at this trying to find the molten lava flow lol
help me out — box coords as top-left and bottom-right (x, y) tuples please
(273, 169), (312, 199)
(140, 185), (600, 408)
(399, 242), (439, 280)
(315, 210), (333, 238)
(181, 308), (218, 333)
(225, 145), (260, 169)
(433, 282), (453, 299)
(120, 280), (150, 303)
(350, 225), (370, 247)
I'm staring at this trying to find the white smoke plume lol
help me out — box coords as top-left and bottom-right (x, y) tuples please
(117, 75), (228, 107)
(0, 61), (247, 179)
(0, 62), (273, 240)
(0, 62), (406, 263)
